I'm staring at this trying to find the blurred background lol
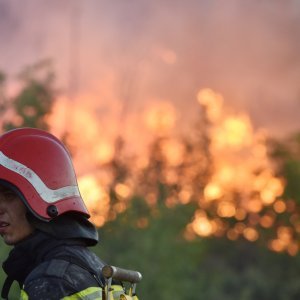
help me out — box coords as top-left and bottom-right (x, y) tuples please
(1, 0), (300, 299)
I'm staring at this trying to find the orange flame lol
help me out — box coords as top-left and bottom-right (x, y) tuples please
(78, 174), (110, 227)
(45, 87), (294, 255)
(188, 88), (290, 251)
(144, 101), (177, 134)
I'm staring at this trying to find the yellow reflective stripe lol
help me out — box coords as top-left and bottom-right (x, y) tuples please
(119, 295), (134, 300)
(119, 295), (139, 300)
(107, 285), (139, 300)
(62, 287), (102, 299)
(109, 285), (126, 299)
(20, 290), (29, 300)
(21, 285), (138, 300)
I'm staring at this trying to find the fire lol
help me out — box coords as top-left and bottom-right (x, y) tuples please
(273, 200), (287, 213)
(44, 86), (295, 255)
(78, 174), (110, 227)
(215, 115), (253, 148)
(178, 186), (193, 204)
(269, 226), (297, 255)
(144, 101), (177, 133)
(93, 141), (115, 164)
(260, 177), (284, 205)
(115, 183), (132, 199)
(47, 95), (118, 174)
(243, 227), (259, 242)
(260, 214), (274, 228)
(246, 197), (263, 213)
(191, 211), (215, 237)
(187, 88), (293, 253)
(217, 201), (236, 218)
(204, 182), (223, 201)
(197, 88), (223, 122)
(160, 138), (185, 166)
(215, 165), (236, 184)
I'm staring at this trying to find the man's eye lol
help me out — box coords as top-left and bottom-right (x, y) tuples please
(3, 193), (16, 200)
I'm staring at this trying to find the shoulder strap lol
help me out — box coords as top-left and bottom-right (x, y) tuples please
(1, 276), (14, 300)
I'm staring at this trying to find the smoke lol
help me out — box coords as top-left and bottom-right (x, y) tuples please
(1, 0), (300, 136)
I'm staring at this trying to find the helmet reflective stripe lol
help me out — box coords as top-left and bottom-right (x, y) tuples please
(0, 151), (80, 203)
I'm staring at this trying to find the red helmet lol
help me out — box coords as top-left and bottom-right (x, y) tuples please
(0, 127), (89, 220)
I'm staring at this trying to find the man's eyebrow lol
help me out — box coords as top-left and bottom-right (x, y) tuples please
(0, 189), (15, 196)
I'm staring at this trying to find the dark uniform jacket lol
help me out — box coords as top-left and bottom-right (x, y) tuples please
(2, 230), (105, 299)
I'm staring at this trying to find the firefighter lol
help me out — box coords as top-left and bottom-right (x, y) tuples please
(0, 128), (105, 299)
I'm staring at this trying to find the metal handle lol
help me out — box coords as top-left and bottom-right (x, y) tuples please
(102, 265), (143, 283)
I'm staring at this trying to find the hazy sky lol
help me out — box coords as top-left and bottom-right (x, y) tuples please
(1, 0), (300, 138)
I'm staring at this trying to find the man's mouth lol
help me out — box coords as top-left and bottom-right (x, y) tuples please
(0, 222), (9, 228)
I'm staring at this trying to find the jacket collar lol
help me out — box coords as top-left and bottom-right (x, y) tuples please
(2, 231), (55, 285)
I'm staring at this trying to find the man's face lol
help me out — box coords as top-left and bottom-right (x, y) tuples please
(0, 187), (34, 245)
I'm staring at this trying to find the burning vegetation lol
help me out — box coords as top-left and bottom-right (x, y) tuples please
(45, 87), (299, 256)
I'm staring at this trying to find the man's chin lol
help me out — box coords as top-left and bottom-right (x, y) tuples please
(2, 236), (16, 246)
